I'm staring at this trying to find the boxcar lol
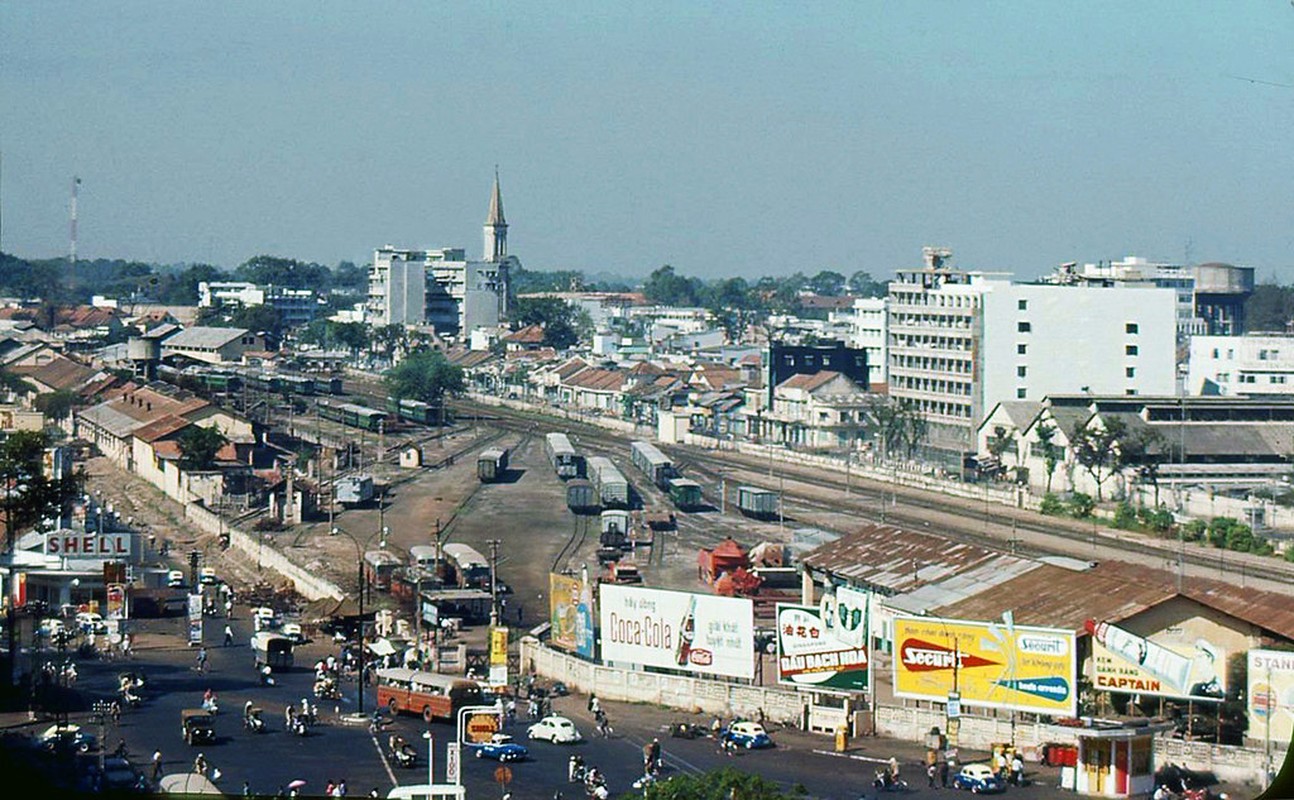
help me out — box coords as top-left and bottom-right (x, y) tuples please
(477, 448), (509, 482)
(586, 456), (629, 508)
(736, 486), (779, 519)
(545, 433), (580, 479)
(629, 441), (675, 490)
(667, 478), (703, 510)
(565, 478), (598, 513)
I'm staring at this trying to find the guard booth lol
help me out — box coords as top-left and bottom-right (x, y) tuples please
(1047, 721), (1173, 796)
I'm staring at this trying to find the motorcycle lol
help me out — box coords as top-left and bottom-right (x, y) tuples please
(314, 678), (341, 700)
(389, 737), (417, 768)
(872, 771), (909, 792)
(290, 716), (309, 737)
(120, 689), (142, 708)
(244, 708), (266, 734)
(670, 722), (708, 739)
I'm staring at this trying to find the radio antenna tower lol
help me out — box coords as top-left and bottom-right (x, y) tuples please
(69, 176), (81, 264)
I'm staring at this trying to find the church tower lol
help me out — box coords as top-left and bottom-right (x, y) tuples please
(484, 169), (507, 262)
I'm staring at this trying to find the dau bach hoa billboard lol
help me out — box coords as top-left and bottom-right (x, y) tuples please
(598, 584), (754, 679)
(776, 584), (871, 691)
(893, 615), (1076, 717)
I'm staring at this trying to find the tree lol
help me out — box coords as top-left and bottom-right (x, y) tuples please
(176, 425), (229, 471)
(33, 390), (76, 422)
(1034, 422), (1063, 493)
(512, 296), (581, 350)
(371, 324), (407, 363)
(332, 260), (368, 292)
(329, 322), (371, 356)
(385, 350), (465, 421)
(235, 255), (331, 290)
(1120, 429), (1169, 506)
(985, 425), (1016, 478)
(0, 430), (81, 536)
(229, 304), (282, 339)
(807, 270), (847, 296)
(1070, 418), (1127, 501)
(643, 265), (701, 307)
(848, 270), (887, 298)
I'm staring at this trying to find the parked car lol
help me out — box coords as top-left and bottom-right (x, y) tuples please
(99, 755), (144, 792)
(279, 622), (307, 644)
(474, 733), (528, 762)
(953, 763), (1007, 794)
(252, 607), (278, 632)
(722, 721), (773, 749)
(76, 612), (108, 635)
(38, 618), (66, 638)
(37, 724), (96, 754)
(527, 715), (582, 744)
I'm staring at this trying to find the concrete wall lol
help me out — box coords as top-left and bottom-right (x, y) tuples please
(184, 501), (344, 601)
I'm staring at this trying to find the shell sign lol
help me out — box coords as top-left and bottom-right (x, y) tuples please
(893, 615), (1076, 717)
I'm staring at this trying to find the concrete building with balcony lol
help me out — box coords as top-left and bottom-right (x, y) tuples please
(365, 175), (515, 337)
(198, 282), (324, 327)
(1189, 333), (1294, 397)
(831, 297), (888, 385)
(887, 247), (1176, 468)
(752, 370), (871, 450)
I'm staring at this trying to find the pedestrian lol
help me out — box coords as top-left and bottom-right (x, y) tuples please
(338, 779), (348, 796)
(110, 700), (121, 724)
(243, 781), (252, 797)
(325, 780), (335, 797)
(225, 599), (233, 618)
(939, 759), (949, 788)
(927, 762), (938, 788)
(224, 624), (233, 647)
(1010, 753), (1024, 786)
(196, 646), (208, 673)
(193, 752), (208, 777)
(588, 695), (600, 715)
(151, 750), (163, 782)
(993, 749), (1008, 780)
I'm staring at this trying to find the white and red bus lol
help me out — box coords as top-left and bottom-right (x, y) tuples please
(375, 668), (483, 722)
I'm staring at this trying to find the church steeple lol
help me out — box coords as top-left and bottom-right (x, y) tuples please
(484, 168), (507, 261)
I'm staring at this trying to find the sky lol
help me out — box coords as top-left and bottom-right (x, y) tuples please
(3, 1), (1294, 282)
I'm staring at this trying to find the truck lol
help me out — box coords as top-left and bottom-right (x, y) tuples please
(736, 486), (779, 519)
(336, 474), (375, 506)
(250, 631), (295, 670)
(477, 448), (509, 482)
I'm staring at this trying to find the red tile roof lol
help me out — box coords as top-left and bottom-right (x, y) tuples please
(133, 415), (192, 444)
(777, 370), (842, 392)
(10, 355), (95, 391)
(504, 324), (546, 344)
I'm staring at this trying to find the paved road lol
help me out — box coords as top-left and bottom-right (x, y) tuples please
(52, 605), (1077, 800)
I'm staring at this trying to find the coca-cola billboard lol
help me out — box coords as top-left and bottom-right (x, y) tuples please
(598, 585), (754, 679)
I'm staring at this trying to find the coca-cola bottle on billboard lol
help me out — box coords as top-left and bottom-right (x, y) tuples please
(675, 595), (697, 666)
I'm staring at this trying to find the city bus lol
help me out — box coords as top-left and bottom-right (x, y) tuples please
(442, 543), (491, 589)
(374, 668), (483, 723)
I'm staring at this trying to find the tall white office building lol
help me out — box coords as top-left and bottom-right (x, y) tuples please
(888, 248), (1177, 464)
(366, 175), (516, 336)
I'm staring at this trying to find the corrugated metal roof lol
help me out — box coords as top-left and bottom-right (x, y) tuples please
(162, 326), (249, 349)
(886, 558), (1042, 616)
(801, 523), (1011, 595)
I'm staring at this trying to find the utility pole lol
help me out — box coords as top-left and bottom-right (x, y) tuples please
(69, 176), (80, 265)
(487, 539), (501, 626)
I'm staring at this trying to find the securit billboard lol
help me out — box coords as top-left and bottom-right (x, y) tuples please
(549, 573), (595, 659)
(893, 616), (1076, 717)
(1248, 650), (1294, 745)
(599, 584), (754, 679)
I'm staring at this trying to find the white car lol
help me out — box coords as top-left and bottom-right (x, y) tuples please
(38, 619), (65, 638)
(76, 612), (107, 635)
(280, 622), (306, 643)
(527, 715), (582, 744)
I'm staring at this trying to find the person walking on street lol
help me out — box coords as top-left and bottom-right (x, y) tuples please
(196, 646), (208, 673)
(939, 759), (950, 788)
(193, 752), (208, 777)
(223, 625), (233, 647)
(151, 750), (163, 782)
(927, 763), (938, 788)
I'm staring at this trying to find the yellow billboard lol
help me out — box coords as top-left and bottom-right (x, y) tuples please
(489, 626), (509, 666)
(1086, 619), (1226, 702)
(1249, 650), (1294, 745)
(549, 572), (595, 658)
(893, 616), (1076, 717)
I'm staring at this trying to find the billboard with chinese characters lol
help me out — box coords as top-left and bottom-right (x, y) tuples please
(776, 597), (870, 691)
(893, 615), (1076, 716)
(1247, 650), (1294, 745)
(549, 572), (595, 659)
(1086, 619), (1226, 702)
(598, 584), (754, 679)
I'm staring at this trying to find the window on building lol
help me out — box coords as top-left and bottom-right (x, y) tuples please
(1018, 299), (1028, 311)
(1126, 366), (1136, 378)
(1272, 376), (1287, 384)
(1126, 345), (1138, 356)
(1017, 344), (1027, 355)
(1017, 321), (1031, 333)
(1126, 323), (1139, 334)
(1017, 388), (1027, 399)
(1212, 348), (1219, 358)
(1017, 365), (1027, 378)
(1126, 389), (1138, 395)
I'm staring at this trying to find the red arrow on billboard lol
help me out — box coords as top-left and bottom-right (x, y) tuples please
(900, 638), (1001, 672)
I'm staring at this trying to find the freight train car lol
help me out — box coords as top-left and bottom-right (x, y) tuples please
(629, 441), (676, 490)
(586, 456), (629, 508)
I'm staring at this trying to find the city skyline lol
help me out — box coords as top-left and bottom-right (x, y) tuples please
(3, 2), (1294, 280)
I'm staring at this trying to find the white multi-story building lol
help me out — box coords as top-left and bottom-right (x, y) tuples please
(365, 175), (515, 336)
(888, 247), (1177, 464)
(198, 282), (323, 327)
(830, 297), (888, 386)
(1189, 333), (1294, 396)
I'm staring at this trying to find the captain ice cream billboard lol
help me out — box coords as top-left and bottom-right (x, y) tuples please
(893, 615), (1076, 716)
(1086, 619), (1226, 702)
(598, 585), (754, 679)
(1248, 649), (1294, 745)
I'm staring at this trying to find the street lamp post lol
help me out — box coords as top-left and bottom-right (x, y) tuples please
(330, 524), (388, 717)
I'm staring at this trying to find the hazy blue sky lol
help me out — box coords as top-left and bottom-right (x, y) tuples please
(3, 2), (1294, 281)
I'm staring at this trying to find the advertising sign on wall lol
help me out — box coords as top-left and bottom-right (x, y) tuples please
(1248, 649), (1294, 745)
(1086, 619), (1226, 702)
(777, 586), (871, 691)
(549, 572), (595, 659)
(893, 615), (1076, 716)
(105, 583), (126, 621)
(187, 593), (203, 646)
(45, 532), (134, 560)
(598, 584), (754, 679)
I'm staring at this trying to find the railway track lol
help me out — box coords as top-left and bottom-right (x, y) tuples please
(441, 397), (1294, 593)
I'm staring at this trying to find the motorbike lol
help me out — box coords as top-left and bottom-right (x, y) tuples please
(314, 678), (341, 700)
(290, 716), (309, 737)
(872, 772), (909, 792)
(120, 689), (142, 708)
(244, 708), (266, 734)
(389, 737), (417, 768)
(670, 722), (708, 739)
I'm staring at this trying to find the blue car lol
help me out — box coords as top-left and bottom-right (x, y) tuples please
(952, 763), (1007, 794)
(475, 733), (529, 762)
(722, 722), (773, 749)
